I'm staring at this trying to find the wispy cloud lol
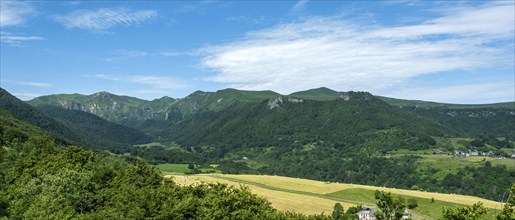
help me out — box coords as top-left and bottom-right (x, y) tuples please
(159, 51), (182, 57)
(290, 0), (309, 15)
(85, 74), (187, 96)
(13, 92), (45, 101)
(199, 2), (514, 99)
(18, 81), (53, 87)
(104, 50), (148, 61)
(0, 1), (36, 27)
(226, 15), (270, 25)
(55, 8), (157, 32)
(385, 81), (514, 104)
(3, 79), (52, 87)
(104, 50), (191, 61)
(0, 32), (44, 46)
(174, 1), (219, 15)
(127, 76), (187, 95)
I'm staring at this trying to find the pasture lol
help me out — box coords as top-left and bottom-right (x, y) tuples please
(168, 174), (505, 219)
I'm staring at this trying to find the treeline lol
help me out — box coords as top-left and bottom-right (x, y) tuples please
(408, 107), (515, 140)
(0, 135), (330, 219)
(131, 141), (514, 202)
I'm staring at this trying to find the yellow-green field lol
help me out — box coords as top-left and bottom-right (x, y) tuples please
(168, 174), (504, 219)
(171, 175), (355, 215)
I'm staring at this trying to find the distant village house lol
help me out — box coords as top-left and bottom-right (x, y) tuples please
(357, 208), (377, 220)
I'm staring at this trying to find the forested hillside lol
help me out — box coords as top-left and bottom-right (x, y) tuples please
(171, 92), (452, 151)
(0, 116), (327, 219)
(1, 89), (150, 152)
(36, 106), (151, 152)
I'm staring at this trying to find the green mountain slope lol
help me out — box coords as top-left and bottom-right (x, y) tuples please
(0, 108), (51, 145)
(29, 91), (175, 126)
(409, 107), (515, 139)
(1, 88), (80, 145)
(36, 106), (151, 152)
(288, 87), (342, 101)
(172, 88), (281, 114)
(172, 92), (453, 151)
(378, 96), (515, 109)
(375, 96), (515, 138)
(28, 89), (280, 125)
(1, 88), (149, 152)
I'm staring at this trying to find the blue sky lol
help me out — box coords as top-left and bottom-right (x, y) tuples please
(1, 0), (514, 104)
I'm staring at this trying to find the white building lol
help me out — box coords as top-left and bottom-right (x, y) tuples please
(357, 208), (377, 220)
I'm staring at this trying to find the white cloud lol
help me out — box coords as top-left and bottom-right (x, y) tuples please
(1, 32), (44, 46)
(385, 81), (514, 104)
(55, 8), (157, 32)
(199, 2), (514, 100)
(0, 1), (36, 27)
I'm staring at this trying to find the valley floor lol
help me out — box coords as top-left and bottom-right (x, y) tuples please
(169, 174), (505, 219)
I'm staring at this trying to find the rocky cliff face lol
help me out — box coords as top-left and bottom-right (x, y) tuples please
(28, 91), (178, 125)
(27, 89), (281, 125)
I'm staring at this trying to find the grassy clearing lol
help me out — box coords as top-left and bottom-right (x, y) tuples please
(416, 154), (514, 180)
(156, 163), (191, 173)
(156, 163), (219, 174)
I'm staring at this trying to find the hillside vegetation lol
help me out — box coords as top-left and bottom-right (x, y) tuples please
(36, 106), (150, 152)
(0, 90), (329, 219)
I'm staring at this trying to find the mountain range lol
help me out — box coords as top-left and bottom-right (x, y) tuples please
(27, 87), (514, 139)
(1, 87), (514, 201)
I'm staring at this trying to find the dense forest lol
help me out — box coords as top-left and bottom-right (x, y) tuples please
(0, 113), (330, 219)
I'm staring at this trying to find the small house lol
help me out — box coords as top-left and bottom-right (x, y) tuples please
(357, 208), (377, 220)
(402, 212), (412, 219)
(455, 151), (467, 157)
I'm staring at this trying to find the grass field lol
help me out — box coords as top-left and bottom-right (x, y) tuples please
(171, 175), (355, 215)
(155, 164), (191, 173)
(155, 163), (219, 174)
(416, 154), (515, 180)
(169, 174), (505, 219)
(326, 188), (499, 219)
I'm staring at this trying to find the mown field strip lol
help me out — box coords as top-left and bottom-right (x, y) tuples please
(171, 175), (356, 215)
(221, 174), (504, 209)
(210, 175), (438, 219)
